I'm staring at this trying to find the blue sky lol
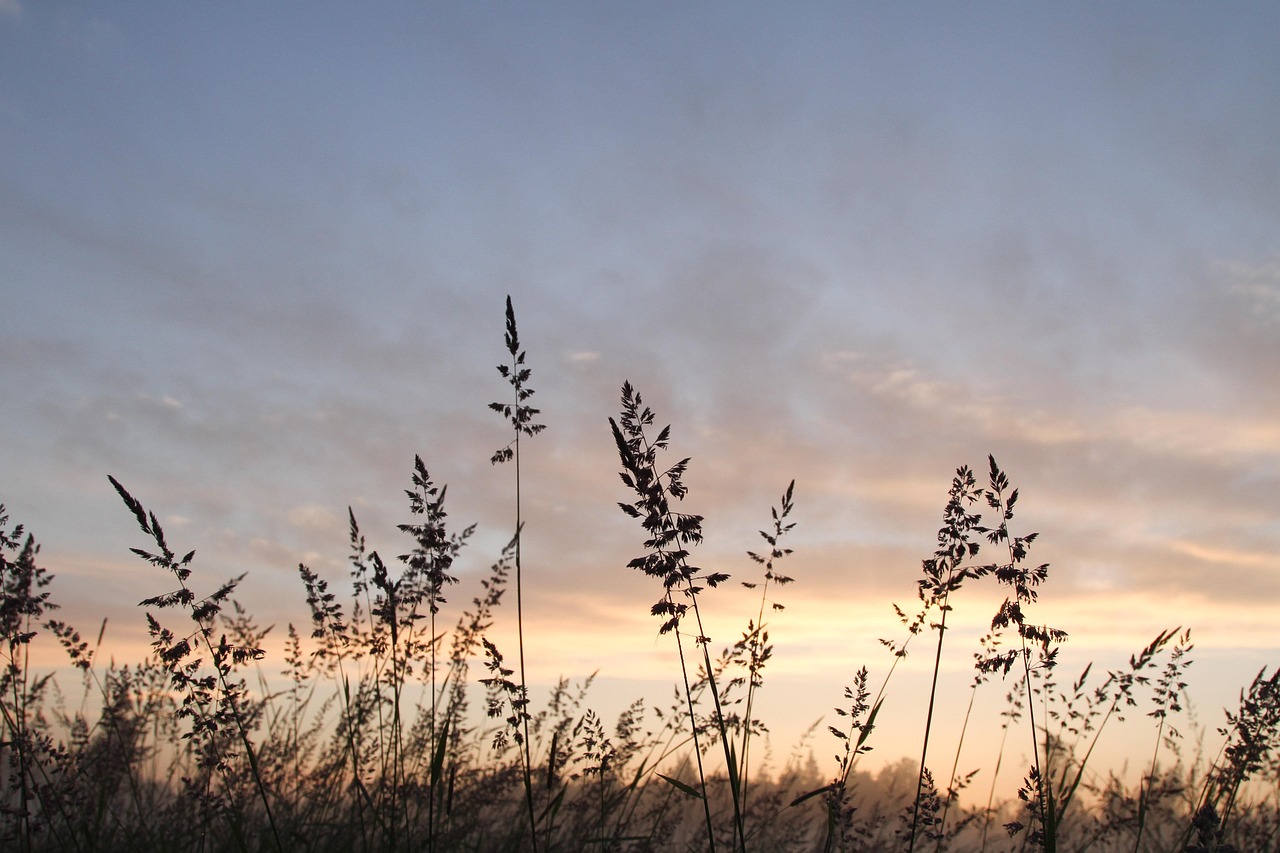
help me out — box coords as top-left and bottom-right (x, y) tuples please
(3, 1), (1280, 785)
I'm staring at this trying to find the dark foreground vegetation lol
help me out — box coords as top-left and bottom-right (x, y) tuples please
(3, 299), (1278, 852)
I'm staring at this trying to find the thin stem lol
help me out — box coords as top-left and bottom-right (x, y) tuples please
(980, 685), (1019, 851)
(909, 596), (951, 852)
(739, 593), (768, 817)
(673, 600), (717, 853)
(689, 592), (748, 852)
(427, 593), (437, 852)
(1133, 713), (1166, 853)
(515, 433), (539, 852)
(938, 678), (980, 849)
(1019, 636), (1049, 849)
(636, 431), (746, 853)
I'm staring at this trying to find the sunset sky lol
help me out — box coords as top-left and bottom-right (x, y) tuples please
(3, 2), (1279, 787)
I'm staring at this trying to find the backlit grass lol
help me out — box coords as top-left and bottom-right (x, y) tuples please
(2, 299), (1276, 852)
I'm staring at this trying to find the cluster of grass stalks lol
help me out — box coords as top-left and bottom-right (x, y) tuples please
(3, 298), (1279, 852)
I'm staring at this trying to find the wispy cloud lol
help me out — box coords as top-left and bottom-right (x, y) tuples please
(823, 348), (1088, 447)
(286, 504), (342, 533)
(1221, 257), (1280, 327)
(824, 348), (1280, 464)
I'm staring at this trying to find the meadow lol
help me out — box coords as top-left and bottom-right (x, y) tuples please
(2, 298), (1277, 852)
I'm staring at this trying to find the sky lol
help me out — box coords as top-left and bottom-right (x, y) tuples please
(3, 1), (1280, 792)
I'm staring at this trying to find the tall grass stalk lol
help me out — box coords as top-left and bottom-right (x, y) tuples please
(396, 457), (469, 851)
(1132, 627), (1193, 852)
(815, 560), (952, 851)
(736, 479), (796, 818)
(815, 666), (882, 850)
(1, 503), (58, 853)
(108, 477), (284, 853)
(489, 294), (546, 849)
(908, 464), (983, 851)
(611, 381), (747, 852)
(974, 456), (1066, 850)
(1178, 666), (1280, 850)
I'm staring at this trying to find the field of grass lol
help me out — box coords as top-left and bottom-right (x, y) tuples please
(2, 298), (1278, 852)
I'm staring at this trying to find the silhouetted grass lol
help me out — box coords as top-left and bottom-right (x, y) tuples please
(489, 295), (546, 852)
(2, 299), (1278, 852)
